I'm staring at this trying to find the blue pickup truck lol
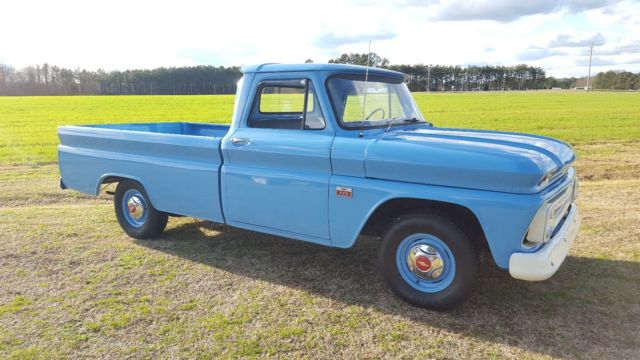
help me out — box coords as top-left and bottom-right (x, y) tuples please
(58, 63), (580, 310)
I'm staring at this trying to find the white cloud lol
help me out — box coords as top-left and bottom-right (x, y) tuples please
(432, 0), (624, 22)
(313, 31), (398, 49)
(0, 0), (638, 77)
(548, 33), (606, 47)
(517, 48), (568, 61)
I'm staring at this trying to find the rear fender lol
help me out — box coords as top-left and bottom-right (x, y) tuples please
(96, 173), (145, 195)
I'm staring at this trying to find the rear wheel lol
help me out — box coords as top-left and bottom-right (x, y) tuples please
(379, 211), (479, 311)
(114, 180), (168, 239)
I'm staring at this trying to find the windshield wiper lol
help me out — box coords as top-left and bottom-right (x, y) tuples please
(385, 117), (423, 131)
(393, 116), (422, 123)
(400, 117), (434, 126)
(402, 117), (420, 123)
(404, 117), (434, 126)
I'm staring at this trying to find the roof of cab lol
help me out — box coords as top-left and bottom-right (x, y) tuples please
(241, 63), (406, 79)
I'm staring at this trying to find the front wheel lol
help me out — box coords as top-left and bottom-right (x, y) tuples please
(114, 180), (168, 239)
(379, 211), (479, 311)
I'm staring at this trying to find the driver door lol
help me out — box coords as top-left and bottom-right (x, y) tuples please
(223, 77), (333, 244)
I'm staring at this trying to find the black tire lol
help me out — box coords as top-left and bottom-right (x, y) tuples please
(379, 211), (479, 311)
(114, 180), (168, 239)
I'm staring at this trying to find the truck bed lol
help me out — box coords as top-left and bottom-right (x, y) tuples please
(58, 122), (229, 222)
(83, 122), (230, 138)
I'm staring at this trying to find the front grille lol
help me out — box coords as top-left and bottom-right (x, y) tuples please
(549, 204), (572, 239)
(547, 183), (574, 237)
(525, 176), (576, 245)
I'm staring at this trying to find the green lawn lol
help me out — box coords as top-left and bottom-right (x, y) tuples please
(1, 92), (639, 358)
(1, 91), (638, 164)
(416, 91), (640, 143)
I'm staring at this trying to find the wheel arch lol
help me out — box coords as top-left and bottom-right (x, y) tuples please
(360, 197), (489, 251)
(96, 173), (145, 195)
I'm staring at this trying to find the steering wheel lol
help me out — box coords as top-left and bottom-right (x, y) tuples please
(365, 108), (385, 120)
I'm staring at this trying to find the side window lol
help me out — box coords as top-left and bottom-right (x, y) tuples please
(259, 86), (306, 113)
(250, 79), (325, 130)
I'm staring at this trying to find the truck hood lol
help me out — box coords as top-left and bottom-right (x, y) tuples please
(364, 127), (575, 194)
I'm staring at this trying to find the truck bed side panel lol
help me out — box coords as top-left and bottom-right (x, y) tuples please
(58, 126), (225, 222)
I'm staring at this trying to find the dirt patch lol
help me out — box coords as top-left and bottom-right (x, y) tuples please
(574, 142), (640, 181)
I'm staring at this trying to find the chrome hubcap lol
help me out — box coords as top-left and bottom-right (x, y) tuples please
(407, 244), (445, 280)
(127, 195), (145, 220)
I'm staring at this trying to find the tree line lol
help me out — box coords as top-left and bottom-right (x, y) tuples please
(389, 64), (547, 91)
(1, 54), (637, 96)
(330, 53), (639, 91)
(0, 64), (242, 96)
(331, 53), (555, 91)
(592, 70), (640, 90)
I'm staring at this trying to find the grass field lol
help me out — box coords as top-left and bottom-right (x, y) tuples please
(1, 92), (639, 359)
(1, 91), (639, 164)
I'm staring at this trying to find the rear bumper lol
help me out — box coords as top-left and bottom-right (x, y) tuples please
(509, 204), (580, 281)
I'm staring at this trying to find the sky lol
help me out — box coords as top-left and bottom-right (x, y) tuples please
(1, 0), (639, 77)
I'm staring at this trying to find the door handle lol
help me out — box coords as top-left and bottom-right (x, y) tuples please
(230, 137), (251, 145)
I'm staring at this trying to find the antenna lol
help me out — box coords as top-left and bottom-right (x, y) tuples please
(358, 40), (372, 138)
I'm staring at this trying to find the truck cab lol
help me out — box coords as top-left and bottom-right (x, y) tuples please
(58, 63), (580, 310)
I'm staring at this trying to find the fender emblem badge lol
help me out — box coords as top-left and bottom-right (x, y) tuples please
(336, 186), (353, 198)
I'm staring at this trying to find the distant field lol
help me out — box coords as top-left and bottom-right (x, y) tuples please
(0, 91), (639, 164)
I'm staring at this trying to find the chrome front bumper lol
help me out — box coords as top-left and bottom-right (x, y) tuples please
(509, 204), (580, 281)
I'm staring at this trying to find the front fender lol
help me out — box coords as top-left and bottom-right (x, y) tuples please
(328, 175), (542, 269)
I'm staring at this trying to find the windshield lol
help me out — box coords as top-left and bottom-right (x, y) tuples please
(327, 75), (425, 129)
